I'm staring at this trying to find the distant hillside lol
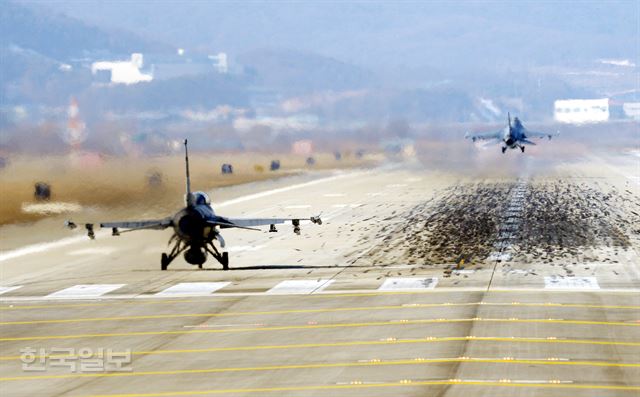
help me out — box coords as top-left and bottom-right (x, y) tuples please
(238, 49), (374, 94)
(0, 1), (167, 61)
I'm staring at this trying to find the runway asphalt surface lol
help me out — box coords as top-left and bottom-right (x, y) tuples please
(0, 151), (638, 396)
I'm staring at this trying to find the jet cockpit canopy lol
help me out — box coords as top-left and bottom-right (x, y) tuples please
(193, 191), (211, 206)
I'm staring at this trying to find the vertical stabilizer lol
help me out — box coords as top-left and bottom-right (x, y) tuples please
(184, 139), (194, 206)
(508, 112), (512, 128)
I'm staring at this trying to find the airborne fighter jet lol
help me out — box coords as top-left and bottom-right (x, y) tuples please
(66, 140), (322, 271)
(465, 113), (557, 153)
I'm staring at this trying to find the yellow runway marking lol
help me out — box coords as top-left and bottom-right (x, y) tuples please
(1, 301), (637, 326)
(0, 298), (237, 311)
(1, 336), (638, 361)
(2, 357), (639, 381)
(1, 317), (637, 342)
(83, 380), (640, 396)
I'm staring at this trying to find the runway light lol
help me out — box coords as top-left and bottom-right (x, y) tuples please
(502, 356), (515, 361)
(547, 336), (557, 340)
(458, 356), (470, 360)
(385, 337), (397, 342)
(426, 336), (436, 340)
(449, 378), (462, 383)
(466, 335), (476, 339)
(549, 380), (562, 384)
(499, 379), (512, 383)
(548, 357), (559, 361)
(509, 317), (518, 320)
(400, 379), (412, 384)
(511, 301), (521, 305)
(350, 380), (363, 385)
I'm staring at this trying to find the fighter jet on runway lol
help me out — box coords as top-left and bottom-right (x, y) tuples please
(66, 140), (322, 271)
(465, 113), (557, 153)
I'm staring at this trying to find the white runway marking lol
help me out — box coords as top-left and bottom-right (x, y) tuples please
(0, 286), (22, 295)
(267, 279), (334, 294)
(379, 277), (438, 290)
(0, 235), (96, 263)
(46, 284), (126, 298)
(544, 276), (600, 290)
(67, 247), (117, 256)
(487, 252), (512, 261)
(20, 201), (82, 215)
(155, 282), (230, 296)
(227, 245), (266, 253)
(215, 170), (363, 208)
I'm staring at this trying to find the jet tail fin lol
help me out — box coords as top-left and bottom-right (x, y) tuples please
(508, 112), (512, 128)
(184, 139), (194, 206)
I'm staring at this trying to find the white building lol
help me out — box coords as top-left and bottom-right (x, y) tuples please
(91, 53), (153, 85)
(208, 52), (228, 74)
(554, 98), (610, 124)
(622, 102), (640, 120)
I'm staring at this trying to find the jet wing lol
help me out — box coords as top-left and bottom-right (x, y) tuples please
(524, 129), (557, 140)
(465, 130), (502, 142)
(65, 217), (173, 239)
(214, 216), (322, 229)
(100, 219), (173, 230)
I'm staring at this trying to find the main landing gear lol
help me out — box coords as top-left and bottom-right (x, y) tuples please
(520, 146), (525, 153)
(160, 236), (229, 270)
(204, 241), (229, 271)
(501, 146), (507, 153)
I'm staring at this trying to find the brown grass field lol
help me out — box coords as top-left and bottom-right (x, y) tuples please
(0, 152), (375, 226)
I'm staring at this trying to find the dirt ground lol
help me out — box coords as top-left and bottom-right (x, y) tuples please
(0, 151), (376, 225)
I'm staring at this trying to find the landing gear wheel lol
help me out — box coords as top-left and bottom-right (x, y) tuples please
(161, 253), (169, 271)
(221, 252), (229, 270)
(501, 147), (507, 154)
(198, 263), (203, 269)
(521, 146), (525, 153)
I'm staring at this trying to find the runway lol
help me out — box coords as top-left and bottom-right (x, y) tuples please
(0, 151), (639, 396)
